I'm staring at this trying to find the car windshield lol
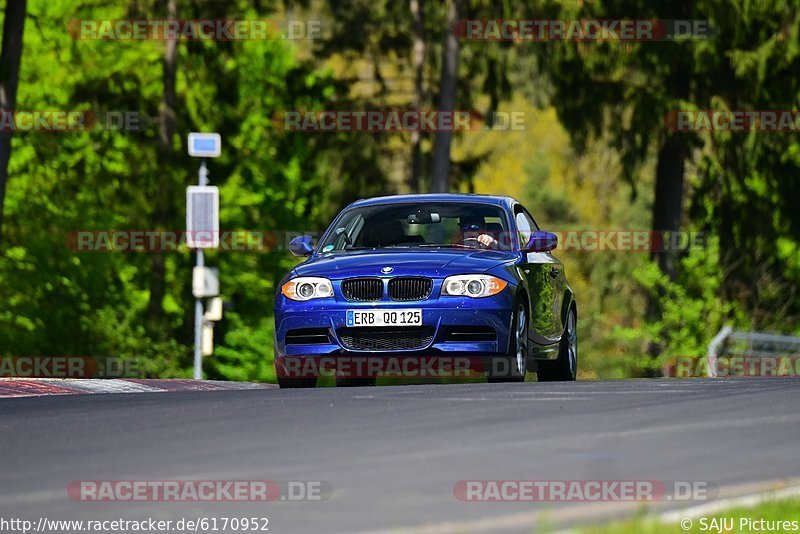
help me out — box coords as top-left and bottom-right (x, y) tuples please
(318, 202), (512, 252)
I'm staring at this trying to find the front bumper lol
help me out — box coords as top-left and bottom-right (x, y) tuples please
(274, 285), (516, 362)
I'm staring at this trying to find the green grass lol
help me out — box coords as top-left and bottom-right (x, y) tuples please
(578, 497), (800, 534)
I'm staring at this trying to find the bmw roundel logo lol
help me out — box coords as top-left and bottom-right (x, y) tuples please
(381, 266), (394, 274)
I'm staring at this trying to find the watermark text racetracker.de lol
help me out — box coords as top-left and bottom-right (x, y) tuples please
(277, 355), (489, 380)
(666, 110), (800, 132)
(65, 230), (321, 252)
(68, 480), (332, 502)
(65, 229), (706, 253)
(0, 111), (147, 132)
(453, 480), (716, 502)
(454, 19), (714, 41)
(665, 355), (800, 378)
(275, 110), (527, 132)
(548, 230), (704, 252)
(457, 229), (705, 252)
(0, 356), (140, 378)
(70, 19), (322, 40)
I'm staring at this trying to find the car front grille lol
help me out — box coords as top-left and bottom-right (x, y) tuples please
(341, 278), (383, 301)
(388, 277), (433, 301)
(338, 327), (435, 351)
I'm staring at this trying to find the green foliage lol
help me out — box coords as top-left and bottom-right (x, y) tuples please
(206, 313), (276, 383)
(0, 0), (345, 379)
(1, 0), (798, 383)
(612, 236), (748, 376)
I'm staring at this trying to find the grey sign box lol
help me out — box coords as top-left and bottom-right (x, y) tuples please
(186, 185), (219, 249)
(192, 266), (220, 298)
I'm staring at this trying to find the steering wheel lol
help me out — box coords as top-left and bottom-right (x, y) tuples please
(462, 237), (488, 249)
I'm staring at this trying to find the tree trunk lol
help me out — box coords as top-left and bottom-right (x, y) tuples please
(644, 48), (691, 376)
(430, 0), (460, 193)
(651, 133), (687, 282)
(643, 132), (687, 376)
(0, 0), (27, 243)
(147, 0), (178, 327)
(409, 0), (425, 193)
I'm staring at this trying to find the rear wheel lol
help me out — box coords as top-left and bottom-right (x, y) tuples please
(488, 302), (527, 383)
(538, 307), (577, 382)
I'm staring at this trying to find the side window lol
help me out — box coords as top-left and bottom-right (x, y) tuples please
(515, 210), (534, 247)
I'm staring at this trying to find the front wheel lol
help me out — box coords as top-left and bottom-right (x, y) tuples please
(538, 307), (577, 381)
(335, 376), (377, 387)
(275, 356), (318, 388)
(277, 376), (318, 388)
(487, 302), (528, 383)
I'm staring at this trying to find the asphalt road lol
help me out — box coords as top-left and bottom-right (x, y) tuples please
(2, 378), (799, 533)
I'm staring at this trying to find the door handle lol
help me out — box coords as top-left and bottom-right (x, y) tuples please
(549, 267), (559, 278)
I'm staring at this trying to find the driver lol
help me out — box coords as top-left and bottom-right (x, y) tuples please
(454, 215), (498, 248)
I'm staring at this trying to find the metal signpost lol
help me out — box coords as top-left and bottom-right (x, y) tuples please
(187, 133), (222, 379)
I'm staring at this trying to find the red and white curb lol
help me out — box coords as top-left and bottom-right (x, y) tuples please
(0, 378), (276, 398)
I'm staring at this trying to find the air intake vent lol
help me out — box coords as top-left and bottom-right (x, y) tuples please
(443, 326), (497, 342)
(286, 328), (331, 345)
(338, 327), (435, 351)
(388, 277), (432, 301)
(341, 278), (383, 301)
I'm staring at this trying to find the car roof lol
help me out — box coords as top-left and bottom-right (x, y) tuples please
(348, 193), (519, 210)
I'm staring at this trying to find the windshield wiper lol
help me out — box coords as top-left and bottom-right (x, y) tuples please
(418, 243), (475, 249)
(341, 244), (411, 251)
(334, 244), (455, 252)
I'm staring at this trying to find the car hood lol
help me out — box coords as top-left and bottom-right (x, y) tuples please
(293, 248), (517, 279)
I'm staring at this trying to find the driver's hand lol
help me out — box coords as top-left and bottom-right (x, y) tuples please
(477, 234), (497, 247)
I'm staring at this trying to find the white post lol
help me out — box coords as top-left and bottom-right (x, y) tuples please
(193, 250), (204, 379)
(187, 132), (221, 378)
(706, 325), (732, 378)
(193, 159), (209, 380)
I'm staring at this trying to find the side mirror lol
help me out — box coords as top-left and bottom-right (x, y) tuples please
(524, 231), (558, 253)
(289, 235), (314, 257)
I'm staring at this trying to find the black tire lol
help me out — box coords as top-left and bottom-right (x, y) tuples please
(538, 307), (577, 382)
(335, 376), (377, 387)
(274, 354), (318, 388)
(487, 301), (528, 383)
(277, 376), (318, 388)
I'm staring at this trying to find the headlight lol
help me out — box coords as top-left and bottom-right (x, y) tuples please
(441, 275), (507, 298)
(281, 277), (334, 301)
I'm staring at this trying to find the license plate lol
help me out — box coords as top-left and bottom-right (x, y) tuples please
(346, 309), (422, 327)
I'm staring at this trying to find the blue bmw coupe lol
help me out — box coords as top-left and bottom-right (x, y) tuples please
(274, 194), (577, 387)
